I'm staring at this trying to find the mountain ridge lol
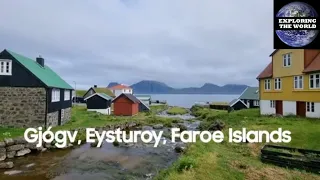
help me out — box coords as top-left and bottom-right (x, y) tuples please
(108, 80), (249, 94)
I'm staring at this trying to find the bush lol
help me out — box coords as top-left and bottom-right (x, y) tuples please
(175, 156), (196, 172)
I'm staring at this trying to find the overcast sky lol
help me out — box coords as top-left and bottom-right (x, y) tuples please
(0, 0), (273, 89)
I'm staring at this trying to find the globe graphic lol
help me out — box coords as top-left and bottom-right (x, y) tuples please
(276, 2), (319, 47)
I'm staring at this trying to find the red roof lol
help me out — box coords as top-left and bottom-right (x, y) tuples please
(303, 52), (320, 73)
(109, 84), (132, 90)
(257, 62), (273, 79)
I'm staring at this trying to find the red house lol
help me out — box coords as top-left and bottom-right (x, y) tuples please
(112, 93), (140, 116)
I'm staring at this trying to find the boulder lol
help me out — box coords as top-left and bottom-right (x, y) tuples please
(14, 137), (28, 144)
(4, 138), (14, 146)
(6, 151), (16, 159)
(16, 148), (31, 157)
(142, 126), (153, 131)
(25, 163), (35, 168)
(177, 124), (187, 131)
(175, 145), (186, 153)
(0, 141), (6, 148)
(6, 144), (25, 152)
(0, 161), (14, 169)
(90, 141), (98, 147)
(0, 152), (6, 161)
(41, 148), (47, 152)
(153, 124), (164, 129)
(4, 170), (22, 175)
(0, 147), (6, 153)
(26, 143), (43, 151)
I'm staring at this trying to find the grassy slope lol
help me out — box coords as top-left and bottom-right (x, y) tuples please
(167, 107), (188, 115)
(156, 107), (320, 180)
(0, 105), (172, 140)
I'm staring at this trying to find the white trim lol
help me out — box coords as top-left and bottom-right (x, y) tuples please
(239, 87), (248, 98)
(87, 108), (111, 115)
(140, 100), (150, 110)
(294, 75), (303, 89)
(230, 99), (248, 108)
(309, 73), (320, 89)
(64, 90), (71, 101)
(282, 53), (291, 67)
(0, 59), (12, 75)
(264, 79), (271, 90)
(51, 88), (60, 102)
(274, 78), (281, 90)
(84, 93), (112, 101)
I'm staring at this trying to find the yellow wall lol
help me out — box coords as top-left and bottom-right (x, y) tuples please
(260, 75), (320, 102)
(272, 49), (304, 77)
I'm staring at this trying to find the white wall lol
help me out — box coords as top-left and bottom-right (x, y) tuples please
(283, 101), (296, 116)
(260, 100), (275, 115)
(87, 108), (111, 115)
(114, 89), (132, 97)
(306, 102), (320, 118)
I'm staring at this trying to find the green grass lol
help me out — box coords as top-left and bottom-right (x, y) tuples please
(75, 90), (87, 97)
(0, 105), (172, 140)
(155, 107), (320, 180)
(167, 107), (188, 115)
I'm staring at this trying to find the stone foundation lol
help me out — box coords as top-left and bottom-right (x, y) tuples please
(0, 87), (46, 128)
(46, 107), (71, 127)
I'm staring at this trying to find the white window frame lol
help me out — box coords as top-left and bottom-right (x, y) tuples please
(264, 79), (271, 90)
(309, 73), (320, 89)
(52, 89), (60, 102)
(0, 59), (12, 75)
(306, 102), (315, 112)
(294, 76), (303, 89)
(274, 78), (281, 90)
(64, 90), (71, 101)
(253, 100), (259, 106)
(283, 53), (291, 67)
(270, 100), (275, 108)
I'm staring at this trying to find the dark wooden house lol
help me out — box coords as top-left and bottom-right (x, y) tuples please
(84, 93), (112, 115)
(228, 99), (248, 111)
(83, 86), (115, 99)
(239, 87), (260, 108)
(112, 93), (140, 116)
(0, 49), (73, 128)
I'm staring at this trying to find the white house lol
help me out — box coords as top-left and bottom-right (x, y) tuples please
(109, 84), (133, 97)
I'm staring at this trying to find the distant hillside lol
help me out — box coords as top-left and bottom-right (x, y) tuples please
(130, 80), (248, 94)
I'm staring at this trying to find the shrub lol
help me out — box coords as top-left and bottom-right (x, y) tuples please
(175, 157), (196, 172)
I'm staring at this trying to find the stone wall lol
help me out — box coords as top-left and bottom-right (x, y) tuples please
(46, 107), (71, 127)
(0, 87), (46, 128)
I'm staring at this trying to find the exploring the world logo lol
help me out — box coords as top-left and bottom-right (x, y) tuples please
(274, 0), (320, 49)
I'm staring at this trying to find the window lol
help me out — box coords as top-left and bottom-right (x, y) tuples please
(52, 89), (60, 102)
(264, 79), (271, 90)
(254, 100), (259, 106)
(283, 53), (291, 67)
(306, 102), (315, 112)
(274, 78), (281, 90)
(310, 73), (320, 89)
(270, 100), (275, 108)
(0, 60), (12, 75)
(294, 76), (303, 89)
(64, 90), (70, 101)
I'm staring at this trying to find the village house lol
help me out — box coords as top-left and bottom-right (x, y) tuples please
(82, 85), (115, 99)
(135, 94), (151, 106)
(0, 49), (73, 128)
(239, 87), (260, 108)
(257, 49), (320, 118)
(109, 84), (133, 97)
(112, 93), (140, 116)
(84, 93), (113, 115)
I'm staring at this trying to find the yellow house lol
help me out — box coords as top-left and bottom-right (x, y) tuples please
(257, 49), (320, 118)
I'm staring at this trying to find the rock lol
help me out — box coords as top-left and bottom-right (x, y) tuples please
(6, 151), (16, 159)
(14, 137), (27, 144)
(113, 141), (120, 147)
(142, 126), (153, 131)
(175, 145), (186, 153)
(68, 143), (73, 148)
(0, 141), (5, 148)
(4, 170), (22, 175)
(44, 143), (54, 149)
(16, 148), (31, 157)
(25, 163), (35, 168)
(41, 148), (47, 152)
(177, 124), (187, 131)
(153, 124), (164, 129)
(145, 173), (153, 178)
(0, 152), (6, 161)
(26, 143), (43, 151)
(6, 144), (25, 152)
(0, 147), (6, 153)
(208, 120), (225, 131)
(127, 122), (137, 128)
(4, 138), (14, 146)
(90, 141), (98, 147)
(0, 161), (14, 169)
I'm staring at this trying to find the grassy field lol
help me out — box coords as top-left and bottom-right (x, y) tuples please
(156, 106), (320, 180)
(167, 107), (188, 115)
(0, 105), (173, 140)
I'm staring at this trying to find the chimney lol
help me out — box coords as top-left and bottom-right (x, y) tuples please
(36, 55), (44, 67)
(94, 85), (97, 88)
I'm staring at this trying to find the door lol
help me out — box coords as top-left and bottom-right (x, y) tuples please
(58, 110), (62, 125)
(296, 101), (306, 117)
(275, 100), (283, 115)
